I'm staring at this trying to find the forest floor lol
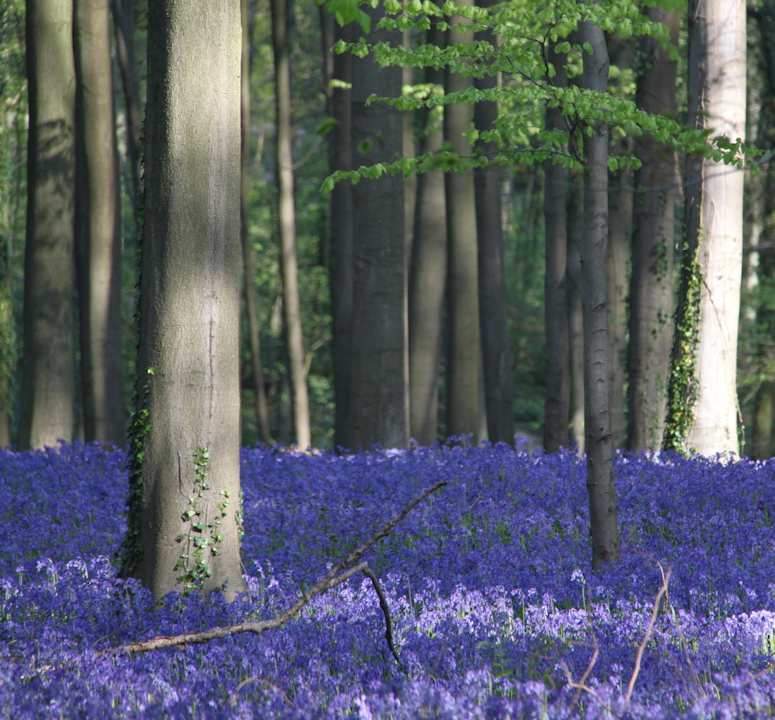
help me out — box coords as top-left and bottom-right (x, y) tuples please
(1, 443), (774, 718)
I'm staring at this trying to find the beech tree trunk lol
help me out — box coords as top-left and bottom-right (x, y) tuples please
(579, 20), (619, 567)
(543, 46), (570, 452)
(445, 0), (481, 439)
(242, 0), (271, 444)
(628, 8), (679, 451)
(129, 0), (244, 599)
(475, 0), (513, 444)
(350, 4), (408, 449)
(409, 26), (446, 445)
(20, 0), (77, 450)
(270, 0), (311, 450)
(75, 0), (125, 445)
(567, 172), (585, 454)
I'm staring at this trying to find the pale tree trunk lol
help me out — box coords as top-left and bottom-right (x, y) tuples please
(445, 0), (481, 439)
(270, 0), (311, 450)
(579, 19), (619, 567)
(20, 0), (77, 450)
(543, 46), (570, 452)
(627, 8), (679, 451)
(74, 0), (125, 445)
(349, 5), (407, 449)
(409, 25), (446, 445)
(665, 0), (746, 455)
(567, 172), (585, 453)
(606, 40), (632, 450)
(403, 30), (416, 281)
(475, 0), (513, 444)
(242, 0), (271, 444)
(111, 0), (142, 217)
(127, 0), (244, 599)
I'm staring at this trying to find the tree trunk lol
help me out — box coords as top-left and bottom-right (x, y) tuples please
(543, 46), (570, 452)
(270, 0), (311, 450)
(111, 0), (142, 217)
(329, 21), (355, 450)
(606, 40), (632, 450)
(349, 5), (408, 449)
(409, 26), (446, 445)
(20, 0), (77, 450)
(128, 0), (244, 599)
(74, 0), (125, 445)
(664, 0), (746, 455)
(579, 19), (619, 567)
(475, 0), (513, 444)
(567, 172), (585, 454)
(445, 0), (481, 439)
(627, 8), (679, 451)
(242, 0), (271, 444)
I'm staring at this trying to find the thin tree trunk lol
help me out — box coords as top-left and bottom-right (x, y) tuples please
(409, 26), (446, 445)
(445, 0), (481, 439)
(543, 46), (570, 452)
(75, 0), (125, 445)
(20, 0), (77, 450)
(627, 8), (679, 451)
(349, 5), (408, 449)
(242, 0), (271, 444)
(475, 0), (513, 444)
(329, 21), (355, 450)
(403, 29), (416, 280)
(567, 172), (585, 454)
(579, 19), (619, 567)
(270, 0), (311, 450)
(127, 0), (244, 599)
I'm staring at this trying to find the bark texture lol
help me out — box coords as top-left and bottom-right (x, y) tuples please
(627, 8), (679, 451)
(271, 0), (311, 450)
(350, 4), (408, 449)
(579, 20), (619, 567)
(20, 0), (77, 449)
(445, 0), (481, 439)
(75, 0), (125, 445)
(133, 0), (244, 599)
(409, 26), (446, 445)
(543, 47), (570, 452)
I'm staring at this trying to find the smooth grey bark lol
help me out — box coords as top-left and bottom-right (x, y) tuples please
(409, 25), (446, 445)
(20, 0), (77, 450)
(349, 4), (408, 449)
(242, 0), (271, 444)
(627, 8), (679, 452)
(74, 0), (125, 445)
(132, 0), (244, 599)
(474, 0), (513, 444)
(445, 0), (481, 439)
(579, 20), (619, 567)
(606, 40), (632, 450)
(271, 0), (311, 450)
(668, 0), (746, 455)
(567, 172), (585, 454)
(543, 47), (570, 453)
(403, 30), (416, 281)
(329, 21), (355, 450)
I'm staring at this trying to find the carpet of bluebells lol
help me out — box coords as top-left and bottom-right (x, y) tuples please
(1, 442), (775, 718)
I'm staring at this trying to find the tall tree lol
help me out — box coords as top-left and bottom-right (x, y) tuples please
(74, 0), (125, 445)
(20, 0), (77, 449)
(664, 0), (746, 455)
(270, 0), (311, 450)
(567, 171), (585, 453)
(123, 0), (244, 599)
(242, 0), (271, 444)
(627, 8), (679, 451)
(579, 20), (619, 566)
(474, 0), (513, 444)
(349, 4), (408, 449)
(409, 25), (447, 444)
(445, 0), (481, 438)
(543, 46), (571, 453)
